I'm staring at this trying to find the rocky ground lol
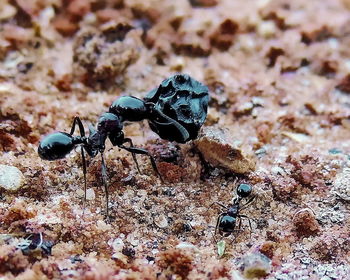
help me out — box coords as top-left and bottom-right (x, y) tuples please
(0, 0), (350, 279)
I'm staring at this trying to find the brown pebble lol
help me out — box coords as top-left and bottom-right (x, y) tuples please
(194, 127), (255, 174)
(258, 241), (276, 260)
(53, 17), (79, 37)
(293, 208), (320, 237)
(336, 74), (350, 93)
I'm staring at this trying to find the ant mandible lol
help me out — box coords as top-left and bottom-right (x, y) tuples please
(38, 74), (209, 217)
(213, 183), (254, 239)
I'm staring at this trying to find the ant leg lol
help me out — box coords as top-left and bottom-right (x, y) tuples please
(238, 214), (252, 238)
(209, 202), (229, 210)
(237, 217), (243, 232)
(119, 145), (163, 182)
(81, 146), (87, 215)
(122, 138), (141, 174)
(240, 195), (256, 211)
(69, 116), (89, 214)
(100, 153), (109, 219)
(213, 213), (224, 243)
(69, 116), (86, 137)
(228, 218), (243, 245)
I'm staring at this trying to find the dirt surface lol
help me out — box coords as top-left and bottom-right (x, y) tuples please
(1, 0), (350, 279)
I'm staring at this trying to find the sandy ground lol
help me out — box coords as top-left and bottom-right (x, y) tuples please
(0, 0), (350, 279)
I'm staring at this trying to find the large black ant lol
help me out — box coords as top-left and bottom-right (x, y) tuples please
(38, 74), (209, 217)
(213, 183), (254, 239)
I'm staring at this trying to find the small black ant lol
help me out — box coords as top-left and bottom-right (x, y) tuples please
(38, 74), (209, 217)
(213, 183), (254, 239)
(16, 233), (53, 255)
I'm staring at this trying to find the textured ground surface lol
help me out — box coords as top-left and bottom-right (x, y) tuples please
(1, 0), (350, 279)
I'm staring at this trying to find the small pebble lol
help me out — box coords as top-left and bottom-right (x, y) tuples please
(154, 214), (168, 228)
(86, 188), (95, 200)
(176, 242), (198, 250)
(0, 164), (25, 192)
(293, 208), (320, 237)
(194, 127), (255, 173)
(238, 252), (271, 279)
(332, 168), (350, 201)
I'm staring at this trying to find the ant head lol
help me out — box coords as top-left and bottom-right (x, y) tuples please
(97, 113), (124, 146)
(236, 183), (252, 198)
(38, 132), (77, 160)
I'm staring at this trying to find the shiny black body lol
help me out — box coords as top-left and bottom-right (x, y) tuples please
(38, 74), (209, 217)
(145, 74), (209, 143)
(214, 183), (254, 237)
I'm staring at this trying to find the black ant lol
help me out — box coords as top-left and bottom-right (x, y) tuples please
(38, 74), (209, 217)
(213, 183), (254, 239)
(16, 233), (53, 255)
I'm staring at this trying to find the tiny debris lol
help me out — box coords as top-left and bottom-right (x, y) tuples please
(310, 233), (343, 261)
(86, 188), (95, 200)
(238, 252), (271, 279)
(332, 168), (350, 202)
(122, 247), (136, 258)
(189, 0), (218, 7)
(176, 242), (198, 251)
(112, 252), (128, 264)
(281, 131), (309, 143)
(293, 208), (320, 237)
(335, 74), (350, 93)
(154, 214), (169, 229)
(328, 148), (342, 154)
(195, 127), (255, 174)
(0, 164), (25, 192)
(217, 240), (226, 257)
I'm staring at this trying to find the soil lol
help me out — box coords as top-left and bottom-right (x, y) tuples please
(0, 0), (350, 279)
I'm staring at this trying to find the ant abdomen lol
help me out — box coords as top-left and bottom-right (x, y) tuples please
(38, 132), (76, 161)
(109, 96), (148, 122)
(219, 215), (237, 234)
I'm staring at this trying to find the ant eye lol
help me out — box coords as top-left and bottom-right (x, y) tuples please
(175, 74), (186, 84)
(237, 183), (252, 198)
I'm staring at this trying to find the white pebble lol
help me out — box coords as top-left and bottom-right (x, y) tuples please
(86, 188), (95, 200)
(0, 164), (25, 191)
(154, 214), (168, 228)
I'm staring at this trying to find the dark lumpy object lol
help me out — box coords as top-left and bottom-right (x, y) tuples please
(144, 74), (209, 143)
(38, 132), (74, 160)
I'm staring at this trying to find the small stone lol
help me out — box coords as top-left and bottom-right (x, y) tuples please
(111, 252), (128, 264)
(154, 214), (168, 228)
(332, 168), (350, 202)
(282, 131), (309, 143)
(238, 252), (271, 279)
(0, 165), (25, 192)
(86, 188), (95, 200)
(194, 127), (255, 174)
(293, 208), (320, 237)
(0, 4), (16, 20)
(176, 242), (198, 251)
(111, 238), (124, 252)
(257, 20), (276, 38)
